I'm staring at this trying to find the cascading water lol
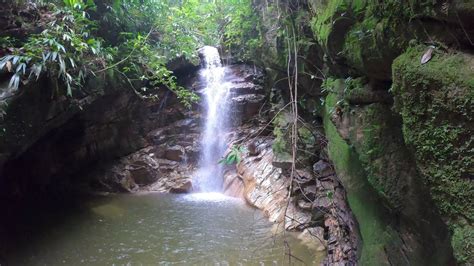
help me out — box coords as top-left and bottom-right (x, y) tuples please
(195, 46), (230, 192)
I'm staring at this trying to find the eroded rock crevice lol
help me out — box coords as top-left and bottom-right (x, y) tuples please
(225, 138), (359, 264)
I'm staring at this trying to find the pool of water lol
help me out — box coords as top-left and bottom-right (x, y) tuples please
(1, 192), (321, 265)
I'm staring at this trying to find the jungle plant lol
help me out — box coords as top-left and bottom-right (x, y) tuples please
(219, 145), (247, 165)
(0, 4), (105, 96)
(0, 0), (261, 108)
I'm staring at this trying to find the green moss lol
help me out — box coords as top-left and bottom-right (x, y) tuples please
(298, 126), (315, 147)
(272, 112), (289, 155)
(312, 0), (440, 78)
(321, 77), (343, 94)
(272, 110), (318, 164)
(326, 81), (406, 208)
(272, 129), (287, 155)
(341, 5), (412, 78)
(310, 0), (366, 45)
(393, 46), (474, 91)
(392, 46), (474, 263)
(324, 92), (397, 265)
(452, 224), (474, 264)
(310, 0), (346, 45)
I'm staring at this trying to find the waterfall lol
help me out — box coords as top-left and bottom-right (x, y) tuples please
(195, 46), (230, 192)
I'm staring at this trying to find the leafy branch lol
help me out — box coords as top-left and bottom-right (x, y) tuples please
(219, 145), (247, 165)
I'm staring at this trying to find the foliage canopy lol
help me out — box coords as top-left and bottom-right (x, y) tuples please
(1, 0), (258, 109)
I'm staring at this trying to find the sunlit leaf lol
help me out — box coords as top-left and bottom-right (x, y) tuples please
(5, 60), (12, 72)
(421, 46), (435, 65)
(8, 74), (20, 91)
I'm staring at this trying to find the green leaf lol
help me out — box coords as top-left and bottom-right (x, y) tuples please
(43, 52), (51, 62)
(8, 74), (20, 91)
(58, 55), (66, 74)
(58, 44), (66, 53)
(29, 64), (42, 80)
(69, 58), (75, 68)
(112, 0), (121, 11)
(228, 154), (237, 164)
(65, 73), (73, 83)
(51, 52), (58, 62)
(0, 56), (13, 70)
(66, 82), (72, 97)
(12, 56), (20, 65)
(16, 63), (26, 75)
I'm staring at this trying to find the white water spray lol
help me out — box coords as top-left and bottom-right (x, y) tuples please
(195, 46), (230, 192)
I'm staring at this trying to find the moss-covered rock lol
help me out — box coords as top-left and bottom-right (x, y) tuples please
(271, 110), (320, 167)
(310, 0), (472, 80)
(323, 77), (455, 264)
(251, 0), (474, 264)
(323, 92), (395, 265)
(392, 46), (474, 264)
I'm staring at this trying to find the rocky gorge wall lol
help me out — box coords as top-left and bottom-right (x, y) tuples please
(222, 126), (360, 264)
(0, 61), (265, 195)
(0, 30), (360, 264)
(243, 0), (473, 264)
(1, 1), (472, 265)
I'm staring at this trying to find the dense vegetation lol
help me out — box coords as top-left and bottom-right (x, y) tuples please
(0, 0), (259, 113)
(1, 0), (472, 264)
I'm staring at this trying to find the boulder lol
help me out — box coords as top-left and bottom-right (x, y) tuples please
(313, 160), (334, 178)
(164, 145), (185, 162)
(297, 200), (312, 210)
(169, 180), (193, 193)
(285, 203), (312, 231)
(298, 227), (327, 252)
(128, 161), (159, 185)
(230, 94), (266, 121)
(228, 82), (264, 95)
(272, 151), (293, 169)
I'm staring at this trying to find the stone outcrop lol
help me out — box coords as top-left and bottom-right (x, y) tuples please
(323, 79), (454, 265)
(222, 124), (359, 265)
(392, 47), (474, 263)
(89, 63), (267, 194)
(309, 1), (473, 262)
(0, 59), (268, 198)
(189, 63), (266, 125)
(0, 75), (149, 196)
(245, 0), (472, 264)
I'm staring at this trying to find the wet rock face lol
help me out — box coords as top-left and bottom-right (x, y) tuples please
(164, 145), (186, 162)
(392, 47), (474, 263)
(82, 63), (267, 194)
(323, 77), (456, 265)
(226, 67), (266, 124)
(189, 63), (266, 125)
(0, 86), (150, 195)
(88, 63), (266, 194)
(87, 147), (160, 192)
(84, 111), (202, 193)
(169, 180), (193, 194)
(222, 123), (359, 264)
(0, 59), (267, 197)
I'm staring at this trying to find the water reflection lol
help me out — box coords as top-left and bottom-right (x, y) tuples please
(2, 193), (320, 265)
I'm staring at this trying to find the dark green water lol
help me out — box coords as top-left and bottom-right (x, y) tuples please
(2, 192), (320, 265)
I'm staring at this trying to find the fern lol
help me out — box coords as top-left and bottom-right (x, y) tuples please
(219, 145), (247, 165)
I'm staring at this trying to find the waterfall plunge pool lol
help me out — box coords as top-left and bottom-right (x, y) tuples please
(1, 192), (322, 265)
